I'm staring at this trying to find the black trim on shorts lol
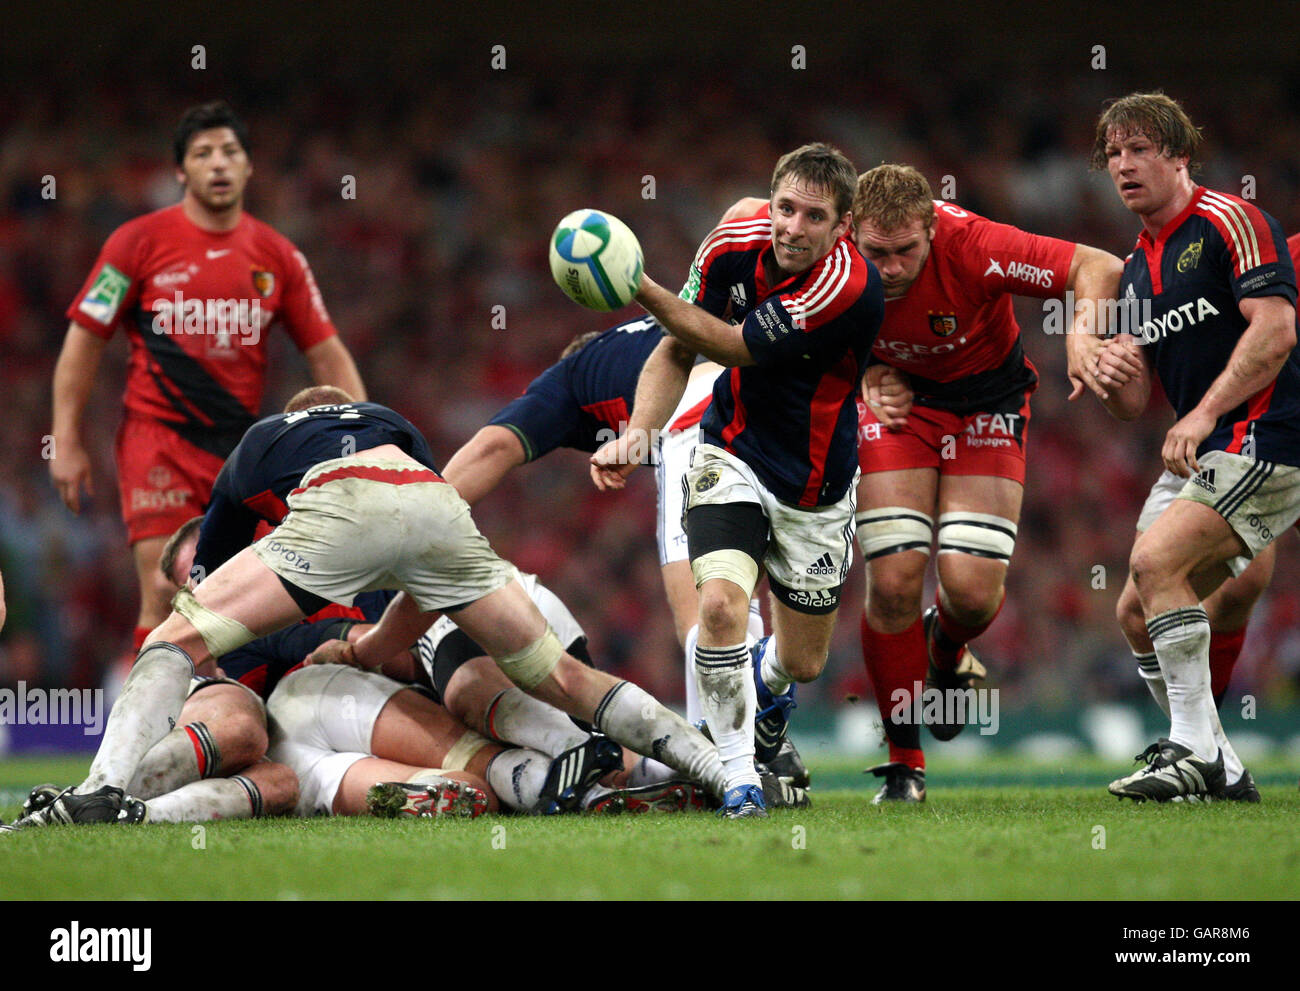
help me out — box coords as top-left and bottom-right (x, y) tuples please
(769, 575), (842, 615)
(686, 502), (769, 567)
(275, 573), (332, 616)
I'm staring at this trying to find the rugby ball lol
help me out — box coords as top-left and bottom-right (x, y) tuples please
(549, 209), (643, 311)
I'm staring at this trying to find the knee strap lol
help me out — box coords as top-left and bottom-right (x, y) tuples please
(691, 549), (760, 596)
(496, 628), (563, 690)
(441, 730), (491, 771)
(171, 587), (256, 658)
(936, 512), (1017, 563)
(854, 507), (934, 560)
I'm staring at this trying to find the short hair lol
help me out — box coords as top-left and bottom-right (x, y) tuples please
(852, 165), (937, 232)
(560, 330), (603, 360)
(770, 143), (858, 218)
(284, 386), (355, 413)
(1090, 91), (1204, 172)
(159, 516), (204, 584)
(174, 101), (251, 165)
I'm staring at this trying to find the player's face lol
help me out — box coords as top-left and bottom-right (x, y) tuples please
(769, 178), (851, 276)
(1104, 129), (1188, 220)
(177, 127), (252, 214)
(855, 217), (934, 298)
(168, 537), (198, 589)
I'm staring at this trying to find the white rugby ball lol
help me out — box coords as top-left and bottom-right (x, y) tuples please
(549, 209), (644, 311)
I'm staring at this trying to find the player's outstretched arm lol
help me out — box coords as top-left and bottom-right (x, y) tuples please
(309, 592), (439, 670)
(1163, 294), (1297, 476)
(636, 274), (753, 367)
(49, 322), (109, 513)
(303, 336), (367, 401)
(443, 426), (527, 506)
(1063, 243), (1124, 401)
(590, 335), (694, 491)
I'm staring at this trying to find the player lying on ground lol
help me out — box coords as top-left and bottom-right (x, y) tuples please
(593, 143), (885, 817)
(1076, 92), (1299, 802)
(2, 387), (726, 831)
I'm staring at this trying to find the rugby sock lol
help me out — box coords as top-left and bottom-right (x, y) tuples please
(1208, 627), (1246, 707)
(930, 593), (1003, 671)
(684, 625), (702, 724)
(483, 687), (588, 756)
(127, 722), (219, 799)
(132, 626), (152, 653)
(1147, 607), (1216, 759)
(483, 748), (549, 812)
(1134, 651), (1170, 718)
(1206, 701), (1246, 785)
(81, 642), (194, 793)
(860, 613), (926, 769)
(626, 755), (678, 788)
(693, 642), (760, 792)
(746, 597), (765, 643)
(145, 775), (263, 823)
(593, 680), (727, 798)
(758, 637), (794, 697)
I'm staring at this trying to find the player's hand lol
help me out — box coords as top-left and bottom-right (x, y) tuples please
(590, 434), (643, 492)
(1096, 334), (1144, 391)
(1065, 332), (1107, 401)
(863, 364), (913, 430)
(1162, 408), (1216, 478)
(305, 638), (366, 669)
(48, 438), (94, 513)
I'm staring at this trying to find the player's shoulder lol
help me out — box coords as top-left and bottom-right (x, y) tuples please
(694, 212), (772, 267)
(1288, 232), (1300, 266)
(103, 203), (186, 248)
(239, 211), (300, 255)
(1190, 186), (1279, 238)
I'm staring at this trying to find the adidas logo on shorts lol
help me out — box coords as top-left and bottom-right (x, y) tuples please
(1192, 468), (1217, 493)
(805, 552), (837, 576)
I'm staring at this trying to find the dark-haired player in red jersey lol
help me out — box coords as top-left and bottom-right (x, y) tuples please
(1079, 93), (1299, 803)
(51, 100), (366, 654)
(847, 164), (1123, 802)
(592, 143), (884, 818)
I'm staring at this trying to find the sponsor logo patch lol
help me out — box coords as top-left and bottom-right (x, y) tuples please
(78, 263), (130, 324)
(694, 469), (721, 493)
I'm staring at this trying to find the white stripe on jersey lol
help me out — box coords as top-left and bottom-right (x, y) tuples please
(784, 241), (852, 325)
(693, 220), (771, 268)
(1201, 191), (1262, 272)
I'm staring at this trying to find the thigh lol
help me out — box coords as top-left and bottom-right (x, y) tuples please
(768, 598), (838, 680)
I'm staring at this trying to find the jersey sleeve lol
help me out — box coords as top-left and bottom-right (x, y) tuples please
(680, 219), (768, 317)
(65, 223), (143, 338)
(276, 240), (339, 351)
(1215, 205), (1297, 305)
(192, 459), (262, 576)
(952, 210), (1076, 301)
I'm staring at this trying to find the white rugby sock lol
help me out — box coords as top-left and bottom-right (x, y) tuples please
(145, 775), (262, 823)
(593, 681), (725, 797)
(746, 598), (765, 642)
(1147, 607), (1216, 759)
(1206, 704), (1245, 784)
(128, 722), (219, 798)
(695, 642), (760, 792)
(684, 625), (702, 723)
(627, 756), (677, 788)
(483, 687), (588, 756)
(82, 643), (194, 793)
(758, 637), (793, 697)
(1134, 651), (1170, 718)
(484, 747), (549, 811)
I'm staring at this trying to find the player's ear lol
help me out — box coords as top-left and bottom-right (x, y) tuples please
(833, 211), (853, 238)
(175, 166), (187, 188)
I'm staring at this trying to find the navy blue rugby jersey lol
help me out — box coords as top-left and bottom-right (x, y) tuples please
(1121, 186), (1300, 464)
(681, 213), (883, 506)
(194, 401), (440, 572)
(488, 315), (664, 459)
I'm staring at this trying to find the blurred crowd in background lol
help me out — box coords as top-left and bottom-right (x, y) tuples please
(3, 6), (1300, 718)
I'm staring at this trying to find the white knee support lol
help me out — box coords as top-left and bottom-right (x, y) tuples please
(854, 507), (934, 560)
(691, 548), (760, 596)
(171, 587), (256, 658)
(496, 628), (563, 690)
(936, 512), (1017, 563)
(441, 730), (490, 771)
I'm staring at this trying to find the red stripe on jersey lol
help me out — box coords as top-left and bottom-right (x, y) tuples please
(669, 395), (712, 432)
(307, 603), (369, 622)
(243, 488), (290, 523)
(1227, 381), (1277, 454)
(781, 240), (866, 331)
(799, 351), (857, 505)
(184, 724), (208, 777)
(581, 397), (630, 429)
(290, 464), (443, 496)
(1195, 190), (1278, 278)
(694, 220), (771, 270)
(719, 367), (747, 449)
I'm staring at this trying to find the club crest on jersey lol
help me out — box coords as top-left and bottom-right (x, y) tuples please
(251, 269), (275, 298)
(1176, 238), (1203, 273)
(929, 313), (958, 337)
(695, 469), (720, 493)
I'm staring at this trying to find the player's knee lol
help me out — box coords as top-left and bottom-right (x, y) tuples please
(779, 646), (828, 683)
(867, 568), (925, 625)
(215, 707), (269, 768)
(937, 577), (1003, 626)
(253, 762), (300, 816)
(697, 583), (748, 641)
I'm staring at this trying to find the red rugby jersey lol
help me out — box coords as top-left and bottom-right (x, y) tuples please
(870, 201), (1075, 409)
(67, 204), (338, 450)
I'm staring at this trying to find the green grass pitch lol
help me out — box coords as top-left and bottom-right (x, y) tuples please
(3, 753), (1297, 900)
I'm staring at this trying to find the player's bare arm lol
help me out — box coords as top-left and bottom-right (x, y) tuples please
(635, 274), (753, 366)
(49, 321), (109, 513)
(862, 363), (913, 430)
(313, 592), (438, 670)
(1063, 243), (1124, 401)
(1163, 294), (1297, 476)
(303, 336), (367, 401)
(1093, 333), (1151, 420)
(589, 334), (694, 491)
